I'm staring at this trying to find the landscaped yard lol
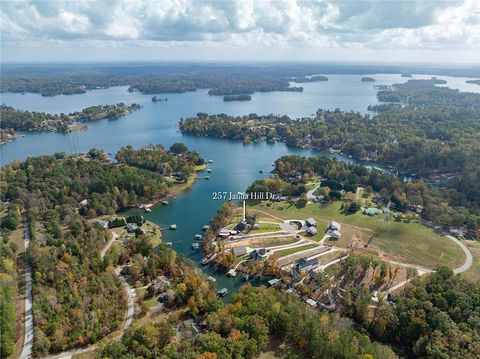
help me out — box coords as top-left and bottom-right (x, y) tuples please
(250, 201), (465, 269)
(250, 223), (281, 233)
(273, 244), (319, 258)
(249, 237), (297, 248)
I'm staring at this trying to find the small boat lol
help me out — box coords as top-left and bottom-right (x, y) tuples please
(194, 234), (203, 240)
(8, 140), (13, 143)
(207, 276), (216, 282)
(144, 207), (152, 213)
(170, 224), (177, 230)
(208, 160), (213, 163)
(271, 163), (275, 166)
(259, 170), (263, 173)
(201, 257), (209, 266)
(206, 169), (212, 173)
(152, 96), (168, 102)
(202, 225), (210, 231)
(166, 242), (173, 246)
(204, 176), (210, 180)
(218, 288), (229, 297)
(192, 243), (200, 249)
(161, 200), (169, 205)
(21, 134), (26, 137)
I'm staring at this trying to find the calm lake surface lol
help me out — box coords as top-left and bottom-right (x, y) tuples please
(1, 73), (478, 295)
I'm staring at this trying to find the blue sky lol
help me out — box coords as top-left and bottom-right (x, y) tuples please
(1, 0), (478, 64)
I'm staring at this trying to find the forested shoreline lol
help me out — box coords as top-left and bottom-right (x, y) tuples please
(0, 144), (203, 356)
(0, 103), (141, 133)
(179, 80), (480, 225)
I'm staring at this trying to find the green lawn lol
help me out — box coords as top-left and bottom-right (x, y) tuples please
(250, 201), (465, 269)
(463, 241), (480, 282)
(249, 237), (297, 248)
(274, 244), (319, 258)
(250, 223), (281, 233)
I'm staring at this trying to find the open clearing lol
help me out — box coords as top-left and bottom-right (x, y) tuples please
(250, 201), (465, 269)
(462, 240), (480, 282)
(274, 244), (319, 258)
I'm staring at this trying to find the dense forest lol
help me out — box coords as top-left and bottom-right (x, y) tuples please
(0, 103), (141, 132)
(98, 285), (396, 359)
(115, 143), (204, 182)
(0, 206), (20, 357)
(0, 73), (302, 97)
(179, 81), (480, 212)
(367, 267), (480, 358)
(0, 144), (202, 355)
(246, 155), (479, 232)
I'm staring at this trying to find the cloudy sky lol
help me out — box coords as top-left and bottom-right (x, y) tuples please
(1, 0), (479, 64)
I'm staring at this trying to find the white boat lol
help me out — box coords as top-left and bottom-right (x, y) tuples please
(192, 243), (200, 249)
(144, 207), (151, 213)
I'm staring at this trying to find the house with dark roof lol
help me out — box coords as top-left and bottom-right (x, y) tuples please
(294, 257), (319, 272)
(250, 248), (270, 262)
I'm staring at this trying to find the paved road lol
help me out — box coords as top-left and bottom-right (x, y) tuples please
(20, 218), (33, 359)
(447, 235), (473, 274)
(373, 235), (473, 301)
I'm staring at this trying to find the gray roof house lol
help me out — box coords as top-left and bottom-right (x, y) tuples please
(306, 218), (317, 227)
(125, 223), (139, 233)
(294, 257), (319, 272)
(232, 247), (249, 257)
(250, 248), (270, 262)
(307, 226), (318, 235)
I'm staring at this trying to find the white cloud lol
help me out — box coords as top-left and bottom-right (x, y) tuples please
(1, 0), (478, 62)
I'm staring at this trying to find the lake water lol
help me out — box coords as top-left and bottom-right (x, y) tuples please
(1, 73), (478, 295)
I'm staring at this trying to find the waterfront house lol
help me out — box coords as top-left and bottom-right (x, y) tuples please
(232, 246), (249, 256)
(94, 219), (109, 229)
(125, 223), (138, 233)
(218, 229), (231, 238)
(306, 218), (317, 227)
(151, 276), (170, 293)
(306, 226), (318, 235)
(250, 248), (270, 262)
(294, 257), (319, 272)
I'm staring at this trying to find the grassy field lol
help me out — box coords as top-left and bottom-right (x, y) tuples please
(274, 244), (319, 258)
(462, 241), (480, 282)
(249, 223), (281, 233)
(250, 201), (465, 269)
(249, 237), (297, 248)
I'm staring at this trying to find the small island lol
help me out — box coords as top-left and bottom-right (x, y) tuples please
(466, 79), (480, 85)
(291, 75), (329, 83)
(152, 96), (168, 102)
(361, 77), (375, 82)
(223, 94), (252, 102)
